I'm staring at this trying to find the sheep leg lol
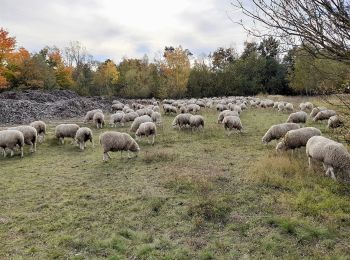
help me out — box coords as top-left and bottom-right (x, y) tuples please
(103, 153), (109, 161)
(80, 142), (84, 150)
(60, 138), (64, 145)
(10, 149), (14, 157)
(327, 166), (336, 181)
(20, 147), (23, 158)
(128, 152), (132, 159)
(152, 135), (155, 145)
(308, 157), (313, 169)
(33, 142), (36, 152)
(120, 151), (123, 159)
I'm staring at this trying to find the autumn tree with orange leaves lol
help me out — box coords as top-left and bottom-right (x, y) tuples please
(0, 28), (16, 88)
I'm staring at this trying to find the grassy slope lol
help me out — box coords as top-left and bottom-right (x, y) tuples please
(0, 103), (349, 259)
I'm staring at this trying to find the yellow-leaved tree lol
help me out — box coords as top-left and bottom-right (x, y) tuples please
(93, 59), (119, 96)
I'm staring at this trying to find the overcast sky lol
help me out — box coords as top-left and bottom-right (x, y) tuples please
(0, 0), (254, 62)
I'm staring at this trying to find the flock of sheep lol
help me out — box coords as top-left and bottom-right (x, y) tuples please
(0, 97), (349, 181)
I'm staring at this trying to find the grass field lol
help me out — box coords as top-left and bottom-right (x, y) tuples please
(1, 99), (350, 259)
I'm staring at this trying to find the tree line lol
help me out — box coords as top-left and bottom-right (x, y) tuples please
(0, 28), (349, 98)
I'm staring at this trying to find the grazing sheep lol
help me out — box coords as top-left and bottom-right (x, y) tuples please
(229, 104), (242, 114)
(172, 113), (192, 129)
(99, 131), (140, 161)
(310, 107), (327, 118)
(189, 115), (204, 131)
(217, 110), (239, 124)
(286, 111), (308, 124)
(0, 130), (24, 158)
(313, 109), (336, 121)
(30, 120), (46, 142)
(135, 122), (157, 144)
(8, 126), (38, 153)
(75, 127), (93, 150)
(122, 111), (139, 123)
(84, 109), (103, 123)
(151, 111), (162, 125)
(130, 115), (152, 132)
(111, 103), (124, 112)
(299, 102), (313, 111)
(276, 127), (322, 152)
(306, 136), (350, 180)
(55, 124), (80, 144)
(216, 104), (227, 112)
(327, 115), (343, 129)
(153, 105), (160, 112)
(285, 103), (294, 112)
(110, 112), (125, 127)
(180, 105), (188, 114)
(188, 104), (200, 114)
(223, 116), (242, 135)
(93, 111), (105, 128)
(262, 123), (301, 144)
(277, 102), (285, 112)
(163, 104), (177, 114)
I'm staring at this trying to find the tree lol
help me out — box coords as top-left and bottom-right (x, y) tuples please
(210, 47), (237, 70)
(0, 28), (16, 89)
(93, 59), (119, 96)
(233, 0), (350, 64)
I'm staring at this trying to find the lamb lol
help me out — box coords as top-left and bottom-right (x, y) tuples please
(310, 107), (327, 118)
(151, 111), (162, 125)
(276, 127), (321, 152)
(0, 130), (24, 158)
(135, 122), (157, 144)
(286, 111), (308, 124)
(313, 109), (336, 121)
(222, 116), (242, 135)
(262, 123), (301, 144)
(172, 113), (192, 129)
(55, 124), (80, 144)
(306, 136), (350, 180)
(84, 109), (103, 123)
(327, 115), (343, 129)
(110, 112), (125, 127)
(93, 111), (105, 128)
(217, 110), (239, 124)
(189, 115), (204, 131)
(30, 120), (46, 142)
(75, 127), (93, 150)
(8, 126), (38, 153)
(130, 115), (152, 132)
(99, 131), (140, 161)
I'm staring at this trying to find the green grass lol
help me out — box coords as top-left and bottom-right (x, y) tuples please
(0, 99), (350, 259)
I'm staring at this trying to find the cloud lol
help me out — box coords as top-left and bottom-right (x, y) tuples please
(0, 0), (252, 62)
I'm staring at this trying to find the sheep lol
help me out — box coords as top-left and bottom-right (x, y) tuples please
(286, 111), (308, 124)
(153, 105), (160, 112)
(187, 104), (200, 114)
(299, 102), (313, 111)
(179, 105), (188, 114)
(327, 115), (343, 129)
(0, 130), (24, 158)
(189, 115), (204, 131)
(8, 126), (38, 153)
(262, 123), (301, 144)
(163, 104), (177, 114)
(229, 104), (242, 114)
(99, 131), (140, 161)
(84, 109), (103, 123)
(310, 107), (327, 118)
(30, 120), (46, 143)
(172, 113), (192, 129)
(130, 115), (152, 132)
(110, 112), (125, 127)
(285, 103), (294, 112)
(75, 127), (93, 150)
(277, 102), (285, 112)
(111, 103), (124, 112)
(313, 109), (337, 122)
(222, 116), (242, 135)
(216, 104), (227, 112)
(276, 127), (322, 152)
(135, 122), (157, 144)
(93, 112), (105, 128)
(122, 112), (139, 123)
(55, 124), (80, 144)
(217, 110), (239, 124)
(151, 111), (162, 125)
(306, 136), (350, 180)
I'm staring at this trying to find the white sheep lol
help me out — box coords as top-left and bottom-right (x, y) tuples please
(8, 125), (38, 153)
(313, 109), (337, 121)
(327, 115), (343, 129)
(189, 115), (204, 131)
(75, 127), (93, 150)
(299, 102), (313, 111)
(111, 103), (124, 112)
(84, 109), (103, 123)
(93, 111), (105, 128)
(276, 127), (322, 152)
(310, 107), (327, 118)
(135, 122), (157, 144)
(172, 113), (192, 129)
(55, 124), (80, 144)
(110, 112), (125, 127)
(99, 131), (140, 161)
(217, 110), (239, 124)
(306, 136), (350, 180)
(285, 103), (294, 112)
(151, 111), (162, 125)
(0, 130), (24, 158)
(262, 123), (301, 144)
(122, 112), (139, 123)
(286, 111), (308, 124)
(187, 104), (200, 114)
(130, 115), (152, 132)
(30, 120), (46, 142)
(222, 116), (242, 135)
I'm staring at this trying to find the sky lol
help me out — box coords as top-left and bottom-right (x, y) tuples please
(0, 0), (254, 62)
